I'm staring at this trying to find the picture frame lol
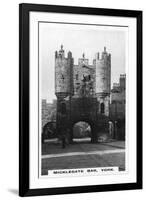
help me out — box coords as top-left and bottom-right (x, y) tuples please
(19, 3), (142, 197)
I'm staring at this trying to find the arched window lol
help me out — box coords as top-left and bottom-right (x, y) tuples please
(100, 103), (105, 114)
(60, 102), (66, 114)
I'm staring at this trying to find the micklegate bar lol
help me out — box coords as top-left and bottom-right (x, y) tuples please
(54, 45), (114, 143)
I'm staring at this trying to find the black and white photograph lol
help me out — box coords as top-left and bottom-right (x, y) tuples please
(40, 22), (126, 176)
(19, 3), (142, 196)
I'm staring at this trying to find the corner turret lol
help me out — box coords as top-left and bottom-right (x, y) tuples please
(95, 47), (111, 116)
(55, 45), (74, 99)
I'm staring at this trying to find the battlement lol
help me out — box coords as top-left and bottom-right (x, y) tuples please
(55, 45), (111, 65)
(95, 47), (111, 61)
(55, 45), (73, 60)
(120, 74), (126, 79)
(78, 53), (89, 66)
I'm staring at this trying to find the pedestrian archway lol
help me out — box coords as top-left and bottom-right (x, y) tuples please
(73, 121), (91, 140)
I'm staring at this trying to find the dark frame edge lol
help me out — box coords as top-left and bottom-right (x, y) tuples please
(136, 10), (143, 189)
(19, 3), (142, 17)
(19, 4), (30, 197)
(22, 183), (141, 197)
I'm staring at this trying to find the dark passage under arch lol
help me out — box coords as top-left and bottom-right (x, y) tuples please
(73, 121), (91, 138)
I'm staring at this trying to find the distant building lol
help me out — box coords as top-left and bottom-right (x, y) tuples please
(41, 99), (56, 128)
(110, 74), (126, 140)
(110, 74), (126, 119)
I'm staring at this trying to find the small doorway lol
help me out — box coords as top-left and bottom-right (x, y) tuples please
(100, 103), (105, 114)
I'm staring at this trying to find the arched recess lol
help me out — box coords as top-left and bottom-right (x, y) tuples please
(42, 121), (57, 143)
(60, 102), (67, 114)
(73, 121), (91, 139)
(70, 119), (98, 143)
(100, 102), (105, 114)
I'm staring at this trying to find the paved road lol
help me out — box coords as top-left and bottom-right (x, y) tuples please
(41, 141), (125, 175)
(42, 149), (125, 159)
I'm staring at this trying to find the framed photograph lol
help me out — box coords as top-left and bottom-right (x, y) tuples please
(19, 3), (142, 196)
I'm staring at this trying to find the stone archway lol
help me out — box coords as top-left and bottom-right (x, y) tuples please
(69, 118), (98, 143)
(56, 97), (109, 143)
(73, 121), (91, 140)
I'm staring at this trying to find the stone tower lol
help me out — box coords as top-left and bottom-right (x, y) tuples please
(95, 47), (111, 116)
(55, 45), (73, 99)
(119, 74), (126, 91)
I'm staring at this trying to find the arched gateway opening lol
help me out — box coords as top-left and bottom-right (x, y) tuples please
(73, 121), (91, 141)
(70, 120), (97, 143)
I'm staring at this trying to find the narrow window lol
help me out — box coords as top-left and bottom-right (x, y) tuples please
(61, 74), (65, 83)
(100, 103), (105, 114)
(61, 103), (66, 114)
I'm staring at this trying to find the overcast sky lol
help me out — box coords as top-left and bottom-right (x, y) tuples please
(39, 23), (127, 103)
